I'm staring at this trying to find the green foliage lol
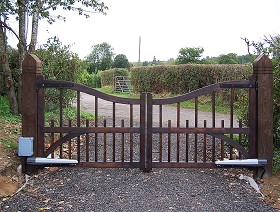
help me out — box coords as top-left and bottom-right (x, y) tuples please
(131, 64), (251, 94)
(0, 46), (20, 96)
(79, 69), (101, 88)
(0, 96), (21, 150)
(243, 35), (280, 147)
(85, 42), (114, 73)
(273, 147), (280, 173)
(176, 47), (204, 64)
(113, 54), (130, 69)
(100, 68), (129, 87)
(35, 37), (84, 110)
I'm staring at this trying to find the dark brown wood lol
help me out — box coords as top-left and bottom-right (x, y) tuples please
(249, 74), (257, 159)
(50, 120), (55, 158)
(43, 126), (249, 134)
(152, 162), (217, 168)
(186, 120), (189, 162)
(68, 120), (72, 159)
(152, 80), (249, 105)
(194, 97), (198, 162)
(159, 105), (163, 162)
(177, 103), (180, 162)
(203, 120), (207, 162)
(139, 93), (146, 170)
(103, 119), (107, 162)
(130, 104), (133, 162)
(146, 93), (153, 171)
(77, 91), (81, 162)
(77, 162), (140, 168)
(94, 96), (98, 162)
(121, 120), (125, 162)
(112, 102), (116, 162)
(38, 79), (141, 105)
(168, 120), (171, 162)
(86, 119), (89, 162)
(238, 120), (242, 159)
(229, 88), (234, 160)
(22, 54), (42, 158)
(29, 54), (272, 173)
(253, 54), (273, 177)
(212, 92), (216, 162)
(59, 89), (63, 159)
(221, 120), (225, 160)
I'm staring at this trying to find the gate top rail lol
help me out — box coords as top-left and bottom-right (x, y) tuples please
(37, 79), (141, 105)
(152, 80), (252, 105)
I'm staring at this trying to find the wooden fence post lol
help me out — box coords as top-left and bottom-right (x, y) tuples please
(22, 54), (42, 169)
(253, 54), (273, 178)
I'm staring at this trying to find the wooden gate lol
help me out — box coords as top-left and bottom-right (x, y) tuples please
(21, 54), (273, 177)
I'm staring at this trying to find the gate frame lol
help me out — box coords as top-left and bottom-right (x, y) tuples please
(21, 54), (273, 178)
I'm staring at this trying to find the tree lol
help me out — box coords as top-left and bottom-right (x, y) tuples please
(113, 54), (130, 69)
(0, 0), (108, 114)
(243, 35), (280, 146)
(86, 42), (114, 73)
(176, 47), (204, 64)
(218, 53), (238, 64)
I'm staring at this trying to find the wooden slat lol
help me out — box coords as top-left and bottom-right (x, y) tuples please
(203, 120), (207, 162)
(249, 75), (257, 158)
(50, 120), (55, 158)
(77, 91), (81, 162)
(95, 96), (98, 162)
(43, 127), (249, 134)
(186, 120), (189, 162)
(139, 93), (146, 170)
(177, 103), (180, 162)
(221, 120), (225, 160)
(146, 93), (153, 171)
(113, 102), (116, 162)
(130, 104), (133, 162)
(168, 120), (171, 162)
(86, 119), (89, 162)
(212, 92), (216, 162)
(77, 162), (140, 168)
(194, 97), (198, 162)
(238, 120), (242, 159)
(229, 88), (234, 160)
(159, 105), (163, 162)
(59, 88), (63, 159)
(152, 162), (217, 168)
(68, 120), (72, 159)
(103, 119), (107, 162)
(121, 120), (125, 162)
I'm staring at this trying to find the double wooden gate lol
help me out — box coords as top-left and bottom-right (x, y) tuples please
(21, 54), (273, 176)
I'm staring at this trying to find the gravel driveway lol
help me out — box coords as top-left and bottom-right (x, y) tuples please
(0, 93), (276, 211)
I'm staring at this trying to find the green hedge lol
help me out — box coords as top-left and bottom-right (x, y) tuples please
(131, 64), (251, 94)
(100, 68), (129, 87)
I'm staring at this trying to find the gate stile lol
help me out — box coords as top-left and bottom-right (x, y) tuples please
(21, 54), (273, 177)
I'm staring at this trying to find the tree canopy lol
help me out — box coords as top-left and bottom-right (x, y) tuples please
(113, 54), (130, 69)
(86, 42), (114, 73)
(176, 47), (204, 64)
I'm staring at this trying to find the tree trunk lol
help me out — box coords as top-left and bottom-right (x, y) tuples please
(28, 7), (39, 53)
(0, 24), (18, 115)
(17, 0), (27, 114)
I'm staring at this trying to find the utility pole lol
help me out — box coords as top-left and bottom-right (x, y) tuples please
(138, 36), (141, 63)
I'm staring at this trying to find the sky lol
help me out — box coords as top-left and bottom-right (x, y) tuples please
(8, 0), (280, 62)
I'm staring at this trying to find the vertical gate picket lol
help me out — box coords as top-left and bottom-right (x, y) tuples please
(145, 93), (153, 171)
(212, 92), (216, 162)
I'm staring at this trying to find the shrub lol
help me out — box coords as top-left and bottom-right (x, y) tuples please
(131, 64), (251, 94)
